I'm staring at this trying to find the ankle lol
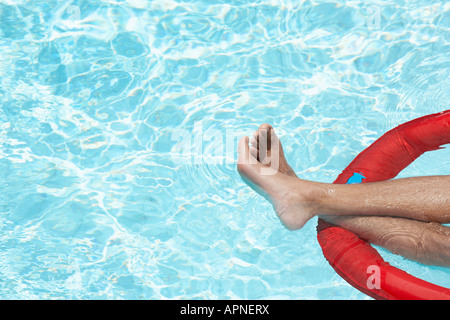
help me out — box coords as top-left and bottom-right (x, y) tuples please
(309, 182), (340, 217)
(294, 179), (326, 217)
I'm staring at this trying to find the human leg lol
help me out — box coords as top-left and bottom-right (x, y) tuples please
(237, 124), (450, 266)
(237, 125), (450, 229)
(324, 215), (450, 267)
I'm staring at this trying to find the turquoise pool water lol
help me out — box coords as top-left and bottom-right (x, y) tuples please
(0, 0), (449, 299)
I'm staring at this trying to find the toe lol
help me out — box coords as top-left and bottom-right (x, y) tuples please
(258, 123), (273, 150)
(250, 146), (258, 159)
(237, 136), (264, 179)
(237, 136), (250, 164)
(252, 131), (260, 147)
(238, 136), (258, 165)
(250, 136), (258, 148)
(258, 123), (273, 131)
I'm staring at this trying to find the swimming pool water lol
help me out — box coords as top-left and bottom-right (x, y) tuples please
(0, 0), (449, 299)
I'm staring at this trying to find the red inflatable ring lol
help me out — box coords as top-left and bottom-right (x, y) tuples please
(317, 110), (450, 300)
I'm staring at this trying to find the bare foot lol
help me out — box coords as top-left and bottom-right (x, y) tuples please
(237, 124), (320, 230)
(249, 123), (297, 177)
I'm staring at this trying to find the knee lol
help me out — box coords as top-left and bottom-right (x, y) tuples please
(376, 226), (440, 266)
(429, 232), (450, 267)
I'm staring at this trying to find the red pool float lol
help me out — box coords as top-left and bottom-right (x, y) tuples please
(317, 110), (450, 300)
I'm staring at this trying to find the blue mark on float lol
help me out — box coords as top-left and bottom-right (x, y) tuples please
(346, 172), (366, 184)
